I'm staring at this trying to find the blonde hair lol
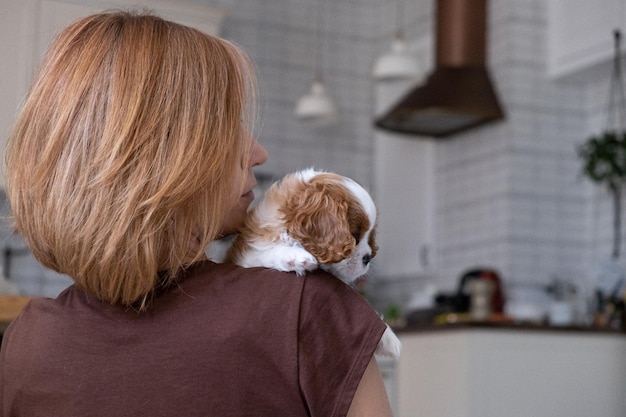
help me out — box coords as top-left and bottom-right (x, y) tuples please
(5, 11), (256, 309)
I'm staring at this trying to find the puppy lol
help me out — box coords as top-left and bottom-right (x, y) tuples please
(225, 168), (401, 359)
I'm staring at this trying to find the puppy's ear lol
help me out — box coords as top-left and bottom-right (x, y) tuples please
(369, 225), (378, 258)
(282, 180), (355, 264)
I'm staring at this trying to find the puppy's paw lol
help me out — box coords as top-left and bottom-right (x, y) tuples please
(375, 326), (402, 359)
(287, 249), (319, 276)
(270, 245), (318, 276)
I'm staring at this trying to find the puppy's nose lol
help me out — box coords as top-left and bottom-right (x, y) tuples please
(362, 254), (372, 266)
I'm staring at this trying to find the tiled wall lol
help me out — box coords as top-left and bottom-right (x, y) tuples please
(1, 0), (619, 309)
(435, 0), (592, 291)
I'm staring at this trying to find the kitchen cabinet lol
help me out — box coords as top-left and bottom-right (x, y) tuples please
(547, 0), (625, 79)
(374, 81), (436, 278)
(0, 0), (225, 188)
(396, 325), (626, 417)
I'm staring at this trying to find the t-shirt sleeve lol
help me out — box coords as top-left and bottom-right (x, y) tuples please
(297, 271), (387, 417)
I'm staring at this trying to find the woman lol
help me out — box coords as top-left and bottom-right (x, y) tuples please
(0, 11), (393, 417)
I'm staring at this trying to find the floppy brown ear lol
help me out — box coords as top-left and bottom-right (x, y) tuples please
(281, 180), (355, 264)
(369, 225), (378, 258)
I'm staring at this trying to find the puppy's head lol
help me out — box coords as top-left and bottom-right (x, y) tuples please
(280, 169), (378, 283)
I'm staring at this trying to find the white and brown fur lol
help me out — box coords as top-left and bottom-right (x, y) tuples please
(225, 168), (401, 359)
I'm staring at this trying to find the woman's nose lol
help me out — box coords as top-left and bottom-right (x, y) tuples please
(250, 139), (268, 168)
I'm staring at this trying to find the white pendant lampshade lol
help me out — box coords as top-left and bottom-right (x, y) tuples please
(294, 0), (338, 126)
(294, 77), (338, 126)
(372, 31), (422, 81)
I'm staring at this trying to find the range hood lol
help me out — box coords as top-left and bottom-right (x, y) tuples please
(375, 0), (504, 138)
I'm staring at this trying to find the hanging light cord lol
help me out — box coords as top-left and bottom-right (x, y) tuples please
(314, 0), (323, 82)
(607, 29), (626, 132)
(395, 0), (405, 39)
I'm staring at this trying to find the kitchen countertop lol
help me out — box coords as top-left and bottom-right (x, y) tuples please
(0, 295), (31, 333)
(395, 319), (626, 336)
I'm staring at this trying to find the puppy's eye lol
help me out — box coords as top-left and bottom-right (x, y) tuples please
(352, 232), (360, 244)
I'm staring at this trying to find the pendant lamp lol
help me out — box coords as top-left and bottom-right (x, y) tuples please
(372, 0), (423, 81)
(294, 76), (338, 125)
(294, 0), (338, 125)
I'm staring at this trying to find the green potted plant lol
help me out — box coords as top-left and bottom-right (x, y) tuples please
(578, 131), (626, 259)
(578, 132), (626, 314)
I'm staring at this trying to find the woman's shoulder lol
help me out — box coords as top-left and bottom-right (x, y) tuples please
(183, 260), (343, 289)
(180, 261), (371, 313)
(182, 260), (310, 290)
(297, 269), (380, 320)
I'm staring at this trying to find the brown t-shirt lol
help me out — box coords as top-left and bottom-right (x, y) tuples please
(0, 261), (386, 417)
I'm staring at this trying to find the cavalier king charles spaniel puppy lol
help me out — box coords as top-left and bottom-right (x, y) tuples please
(225, 168), (401, 359)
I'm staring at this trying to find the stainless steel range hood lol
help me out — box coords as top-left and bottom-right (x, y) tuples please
(375, 0), (504, 138)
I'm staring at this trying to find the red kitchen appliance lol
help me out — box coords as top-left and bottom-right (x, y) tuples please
(458, 268), (505, 313)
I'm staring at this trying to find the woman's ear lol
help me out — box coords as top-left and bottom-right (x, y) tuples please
(282, 180), (355, 264)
